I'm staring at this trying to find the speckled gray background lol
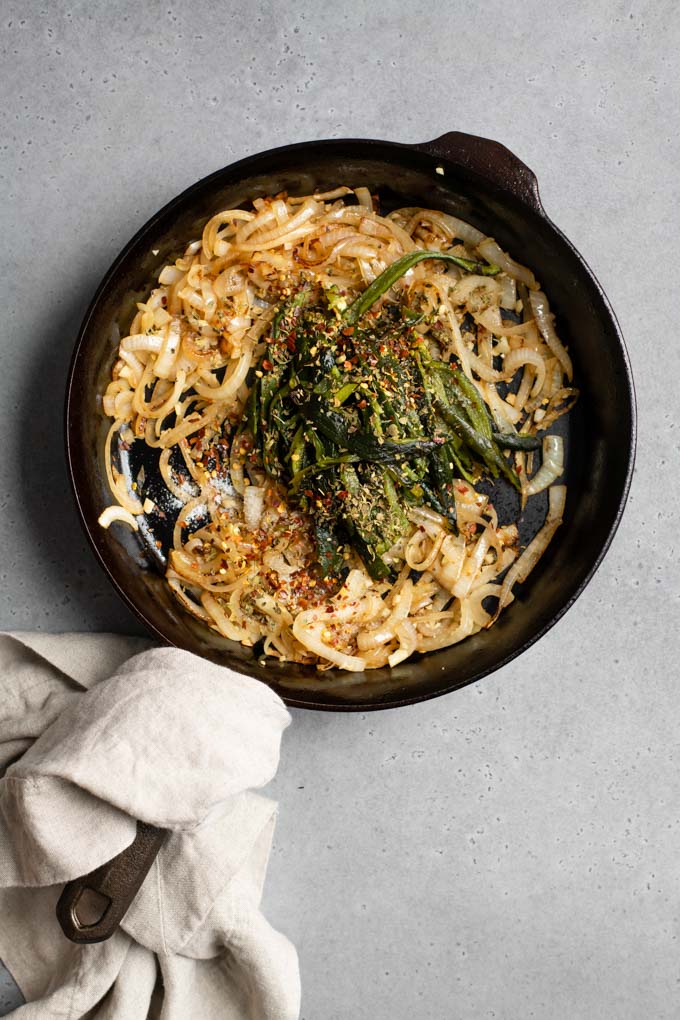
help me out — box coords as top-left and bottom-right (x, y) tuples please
(1, 1), (678, 1017)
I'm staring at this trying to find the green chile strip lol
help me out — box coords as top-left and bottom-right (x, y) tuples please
(343, 250), (500, 325)
(492, 431), (542, 452)
(432, 398), (521, 490)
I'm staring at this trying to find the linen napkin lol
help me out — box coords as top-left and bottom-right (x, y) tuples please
(0, 632), (300, 1019)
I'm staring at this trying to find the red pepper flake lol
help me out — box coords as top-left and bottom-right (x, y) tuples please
(337, 490), (349, 500)
(457, 485), (469, 494)
(262, 359), (274, 371)
(342, 326), (354, 336)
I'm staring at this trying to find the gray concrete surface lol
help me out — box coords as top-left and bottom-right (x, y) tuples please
(1, 1), (678, 1016)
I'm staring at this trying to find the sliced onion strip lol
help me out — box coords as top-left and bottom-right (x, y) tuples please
(525, 435), (564, 496)
(529, 290), (573, 382)
(98, 505), (140, 530)
(477, 238), (537, 287)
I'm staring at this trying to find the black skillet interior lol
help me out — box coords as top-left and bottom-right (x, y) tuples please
(66, 135), (635, 710)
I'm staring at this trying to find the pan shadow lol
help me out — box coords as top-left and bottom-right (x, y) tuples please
(17, 281), (147, 635)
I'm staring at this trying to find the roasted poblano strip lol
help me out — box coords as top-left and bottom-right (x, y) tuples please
(343, 250), (500, 324)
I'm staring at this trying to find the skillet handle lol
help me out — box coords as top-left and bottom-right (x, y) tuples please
(56, 822), (166, 944)
(411, 131), (544, 214)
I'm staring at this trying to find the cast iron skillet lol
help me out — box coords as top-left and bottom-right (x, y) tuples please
(61, 132), (635, 943)
(65, 131), (636, 711)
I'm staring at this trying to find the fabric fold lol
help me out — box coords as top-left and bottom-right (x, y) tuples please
(0, 633), (300, 1020)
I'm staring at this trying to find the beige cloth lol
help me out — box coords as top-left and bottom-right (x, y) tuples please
(0, 633), (300, 1019)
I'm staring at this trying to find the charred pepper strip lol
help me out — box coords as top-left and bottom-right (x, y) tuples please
(413, 349), (474, 501)
(492, 431), (542, 451)
(338, 464), (403, 580)
(304, 399), (441, 464)
(446, 365), (541, 458)
(449, 367), (494, 439)
(432, 398), (521, 491)
(314, 520), (346, 576)
(288, 453), (359, 495)
(427, 445), (458, 530)
(343, 250), (500, 325)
